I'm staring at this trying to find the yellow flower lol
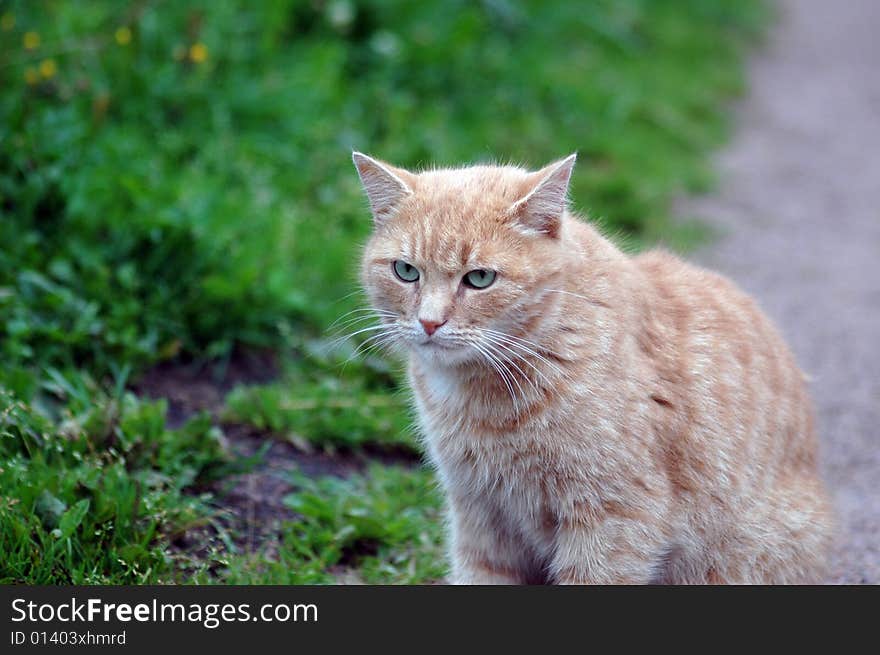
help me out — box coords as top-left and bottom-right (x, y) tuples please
(23, 31), (40, 49)
(189, 42), (208, 63)
(115, 26), (132, 46)
(1, 12), (14, 31)
(158, 339), (182, 360)
(24, 67), (39, 85)
(39, 59), (56, 79)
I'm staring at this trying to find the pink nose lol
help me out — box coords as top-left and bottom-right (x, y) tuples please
(419, 319), (446, 336)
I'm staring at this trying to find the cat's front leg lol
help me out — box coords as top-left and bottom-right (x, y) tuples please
(447, 495), (526, 585)
(549, 506), (667, 585)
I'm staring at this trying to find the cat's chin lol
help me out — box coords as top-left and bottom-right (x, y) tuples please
(410, 341), (475, 368)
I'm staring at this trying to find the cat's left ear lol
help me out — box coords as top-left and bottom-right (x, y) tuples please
(508, 153), (577, 238)
(352, 152), (416, 228)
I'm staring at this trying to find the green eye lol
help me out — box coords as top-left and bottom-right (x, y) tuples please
(393, 260), (420, 282)
(463, 269), (496, 289)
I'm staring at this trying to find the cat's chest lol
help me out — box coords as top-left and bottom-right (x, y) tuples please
(434, 427), (559, 552)
(412, 370), (567, 550)
(413, 363), (551, 445)
(415, 374), (554, 495)
(412, 365), (550, 431)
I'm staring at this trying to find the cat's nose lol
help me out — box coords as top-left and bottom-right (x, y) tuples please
(419, 319), (447, 336)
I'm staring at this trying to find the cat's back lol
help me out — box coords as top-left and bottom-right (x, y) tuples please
(633, 247), (803, 387)
(630, 250), (832, 582)
(632, 248), (819, 477)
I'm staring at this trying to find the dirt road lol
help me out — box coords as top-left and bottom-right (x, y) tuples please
(682, 0), (880, 583)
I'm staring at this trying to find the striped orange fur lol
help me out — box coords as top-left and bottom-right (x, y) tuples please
(353, 152), (833, 584)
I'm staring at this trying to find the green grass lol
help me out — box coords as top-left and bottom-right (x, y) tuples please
(224, 381), (417, 453)
(223, 339), (418, 453)
(215, 465), (445, 584)
(0, 386), (228, 583)
(0, 0), (768, 583)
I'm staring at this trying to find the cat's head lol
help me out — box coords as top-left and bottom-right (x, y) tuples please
(354, 152), (576, 368)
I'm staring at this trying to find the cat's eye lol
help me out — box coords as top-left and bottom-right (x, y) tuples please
(393, 260), (420, 283)
(463, 269), (496, 289)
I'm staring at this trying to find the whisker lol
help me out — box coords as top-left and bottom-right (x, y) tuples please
(480, 328), (567, 378)
(480, 333), (553, 390)
(480, 327), (566, 361)
(471, 342), (520, 413)
(540, 287), (610, 308)
(355, 339), (398, 361)
(326, 323), (394, 349)
(480, 340), (537, 401)
(338, 328), (402, 374)
(348, 329), (400, 361)
(327, 315), (393, 336)
(480, 342), (530, 413)
(328, 308), (396, 330)
(329, 289), (368, 305)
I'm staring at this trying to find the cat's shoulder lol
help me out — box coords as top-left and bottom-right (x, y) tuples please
(634, 248), (739, 294)
(631, 247), (770, 327)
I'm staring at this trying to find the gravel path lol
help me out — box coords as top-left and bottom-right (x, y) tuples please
(680, 0), (880, 583)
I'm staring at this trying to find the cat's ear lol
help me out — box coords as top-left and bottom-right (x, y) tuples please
(508, 154), (577, 238)
(352, 152), (416, 227)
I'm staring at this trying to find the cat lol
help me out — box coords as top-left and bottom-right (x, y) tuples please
(352, 151), (833, 584)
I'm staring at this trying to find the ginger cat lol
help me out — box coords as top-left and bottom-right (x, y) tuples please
(352, 151), (833, 584)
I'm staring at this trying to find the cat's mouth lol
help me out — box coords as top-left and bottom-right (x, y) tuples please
(410, 336), (477, 366)
(418, 339), (455, 350)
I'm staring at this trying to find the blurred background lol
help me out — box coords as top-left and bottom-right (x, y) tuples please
(0, 0), (767, 583)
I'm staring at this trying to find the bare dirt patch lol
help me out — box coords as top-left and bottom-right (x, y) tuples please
(134, 349), (421, 566)
(133, 347), (279, 427)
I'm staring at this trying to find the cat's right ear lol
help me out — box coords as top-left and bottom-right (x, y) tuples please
(352, 152), (415, 228)
(508, 154), (576, 239)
